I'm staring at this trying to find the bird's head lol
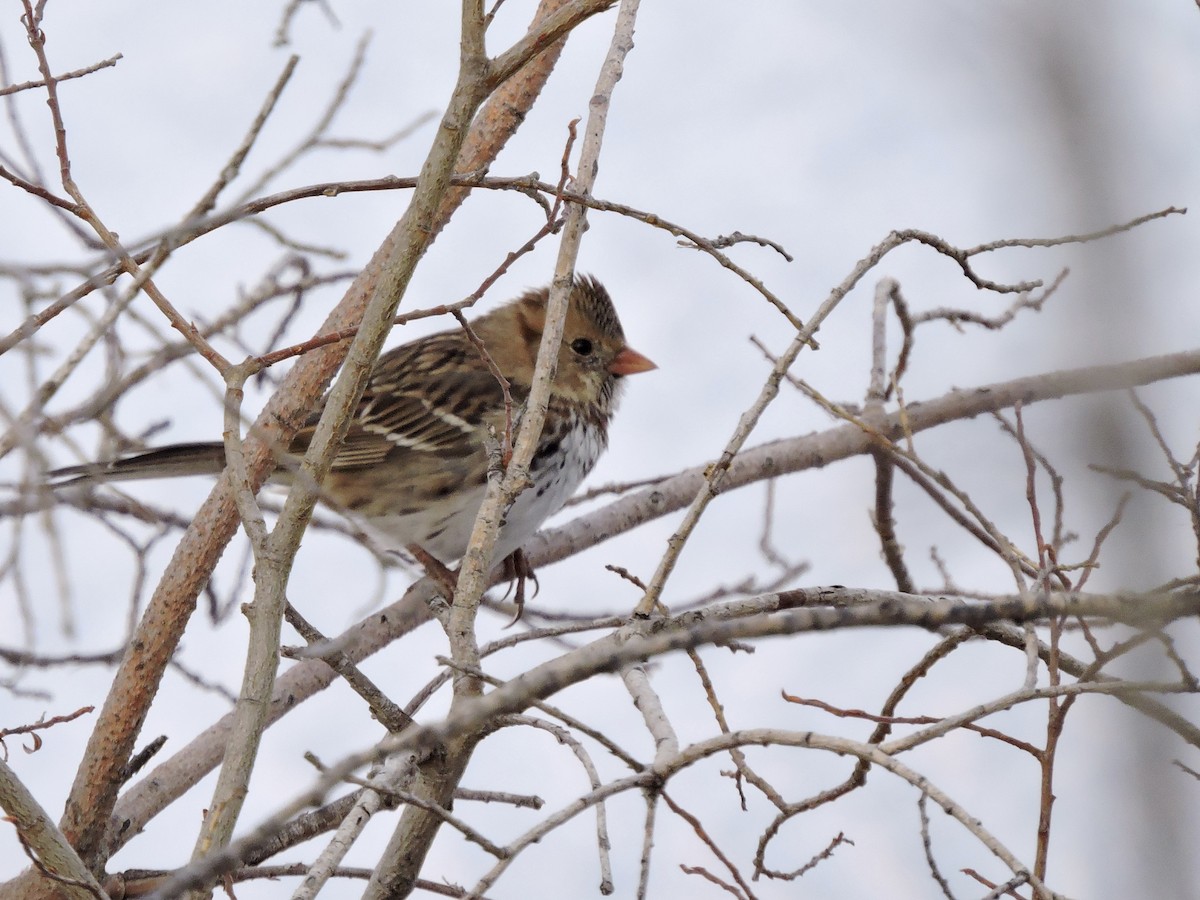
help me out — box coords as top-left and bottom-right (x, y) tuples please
(480, 276), (656, 409)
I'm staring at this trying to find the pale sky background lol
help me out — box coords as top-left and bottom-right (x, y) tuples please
(3, 2), (1200, 898)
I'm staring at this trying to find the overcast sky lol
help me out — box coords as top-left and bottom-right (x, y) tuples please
(3, 2), (1200, 897)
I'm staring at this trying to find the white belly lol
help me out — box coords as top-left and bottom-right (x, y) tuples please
(363, 421), (605, 565)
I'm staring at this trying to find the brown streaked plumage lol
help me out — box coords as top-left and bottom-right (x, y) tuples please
(51, 276), (655, 568)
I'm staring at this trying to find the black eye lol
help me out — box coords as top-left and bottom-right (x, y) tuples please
(570, 338), (594, 356)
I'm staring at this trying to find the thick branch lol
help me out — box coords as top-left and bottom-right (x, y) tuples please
(84, 345), (1200, 863)
(119, 587), (1198, 898)
(534, 348), (1200, 566)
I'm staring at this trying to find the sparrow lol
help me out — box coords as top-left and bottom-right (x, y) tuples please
(51, 276), (655, 606)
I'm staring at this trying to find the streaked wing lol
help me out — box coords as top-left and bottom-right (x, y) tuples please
(290, 330), (517, 472)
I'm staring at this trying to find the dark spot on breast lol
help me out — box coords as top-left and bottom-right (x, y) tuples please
(534, 438), (561, 462)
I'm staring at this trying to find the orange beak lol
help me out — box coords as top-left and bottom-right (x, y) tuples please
(608, 346), (657, 376)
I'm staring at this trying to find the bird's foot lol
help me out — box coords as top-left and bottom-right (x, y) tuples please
(501, 549), (539, 626)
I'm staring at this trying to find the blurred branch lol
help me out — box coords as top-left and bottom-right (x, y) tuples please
(0, 757), (106, 900)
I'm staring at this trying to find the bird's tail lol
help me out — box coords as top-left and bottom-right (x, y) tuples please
(49, 442), (228, 486)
